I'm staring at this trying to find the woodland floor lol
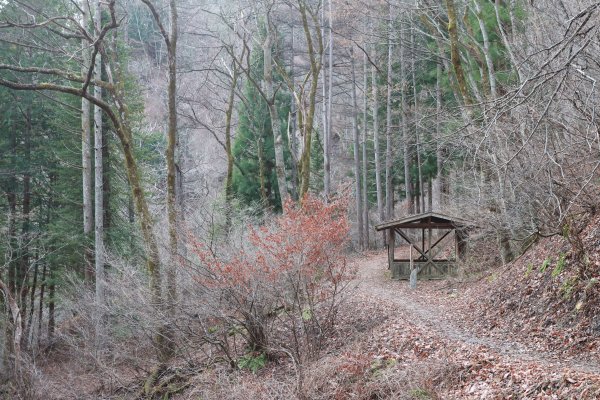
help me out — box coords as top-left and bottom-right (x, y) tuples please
(38, 248), (600, 399)
(341, 250), (600, 399)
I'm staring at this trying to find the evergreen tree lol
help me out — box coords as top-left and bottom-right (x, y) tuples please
(231, 47), (292, 211)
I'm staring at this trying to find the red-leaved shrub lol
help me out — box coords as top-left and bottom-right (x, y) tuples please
(187, 194), (355, 364)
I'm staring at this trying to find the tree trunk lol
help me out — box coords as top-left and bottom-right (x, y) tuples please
(298, 0), (323, 198)
(473, 0), (497, 98)
(371, 62), (384, 236)
(399, 25), (413, 214)
(18, 105), (32, 348)
(263, 18), (288, 206)
(323, 0), (333, 200)
(362, 52), (370, 249)
(494, 0), (522, 83)
(428, 176), (433, 212)
(385, 2), (394, 228)
(435, 57), (444, 210)
(0, 279), (22, 380)
(411, 20), (425, 215)
(139, 0), (178, 361)
(224, 63), (238, 229)
(289, 18), (299, 201)
(48, 269), (55, 341)
(350, 48), (364, 250)
(164, 0), (178, 361)
(326, 0), (333, 199)
(321, 4), (329, 199)
(258, 137), (268, 204)
(24, 260), (37, 350)
(37, 264), (46, 348)
(445, 0), (471, 105)
(81, 0), (94, 283)
(93, 0), (105, 352)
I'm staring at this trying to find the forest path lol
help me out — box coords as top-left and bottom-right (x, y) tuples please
(351, 252), (600, 379)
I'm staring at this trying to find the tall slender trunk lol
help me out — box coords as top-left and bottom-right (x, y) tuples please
(24, 261), (37, 350)
(473, 0), (497, 98)
(103, 121), (111, 232)
(326, 0), (333, 198)
(140, 0), (179, 361)
(48, 269), (55, 341)
(411, 19), (425, 214)
(18, 106), (32, 348)
(0, 279), (22, 378)
(289, 17), (299, 200)
(321, 4), (330, 199)
(385, 2), (394, 226)
(435, 58), (444, 210)
(258, 137), (268, 204)
(371, 62), (384, 232)
(350, 48), (364, 250)
(93, 0), (105, 351)
(323, 0), (333, 199)
(5, 123), (17, 367)
(81, 0), (93, 283)
(399, 24), (413, 214)
(263, 18), (288, 206)
(362, 52), (370, 249)
(445, 0), (471, 105)
(224, 62), (238, 229)
(37, 264), (46, 348)
(165, 0), (179, 348)
(298, 0), (323, 198)
(494, 0), (522, 83)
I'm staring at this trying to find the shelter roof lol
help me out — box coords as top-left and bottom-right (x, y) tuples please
(374, 212), (471, 231)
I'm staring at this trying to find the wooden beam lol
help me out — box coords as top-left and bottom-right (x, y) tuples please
(376, 223), (457, 231)
(426, 230), (453, 258)
(394, 228), (427, 258)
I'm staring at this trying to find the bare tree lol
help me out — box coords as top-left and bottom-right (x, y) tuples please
(140, 0), (180, 360)
(350, 47), (364, 250)
(296, 0), (323, 198)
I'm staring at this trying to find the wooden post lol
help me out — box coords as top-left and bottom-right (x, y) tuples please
(454, 229), (460, 267)
(387, 228), (395, 270)
(421, 228), (425, 261)
(428, 227), (432, 276)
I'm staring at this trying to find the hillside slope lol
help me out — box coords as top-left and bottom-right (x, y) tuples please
(176, 243), (600, 399)
(40, 229), (600, 399)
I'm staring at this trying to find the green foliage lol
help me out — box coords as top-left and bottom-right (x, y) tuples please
(539, 257), (551, 273)
(237, 352), (266, 373)
(410, 387), (434, 399)
(369, 357), (396, 379)
(552, 253), (567, 278)
(302, 307), (313, 321)
(560, 276), (578, 300)
(231, 45), (292, 211)
(524, 263), (534, 277)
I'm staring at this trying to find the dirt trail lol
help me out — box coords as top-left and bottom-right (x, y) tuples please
(353, 252), (600, 376)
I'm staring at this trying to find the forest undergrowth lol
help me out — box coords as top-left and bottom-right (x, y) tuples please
(31, 215), (600, 400)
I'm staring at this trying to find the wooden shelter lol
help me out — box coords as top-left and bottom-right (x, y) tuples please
(375, 212), (470, 280)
